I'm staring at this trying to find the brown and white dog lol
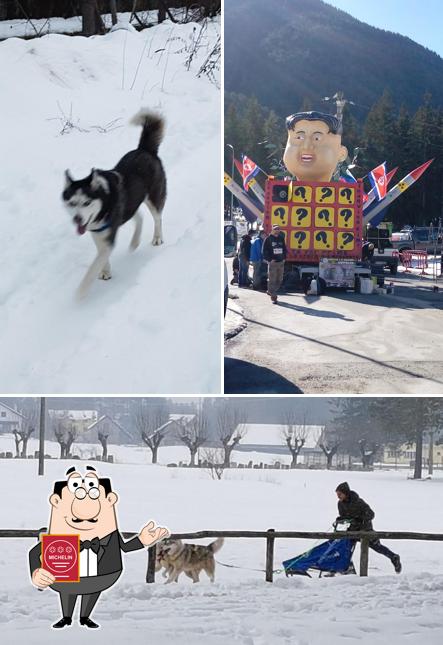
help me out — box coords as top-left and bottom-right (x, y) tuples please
(155, 538), (224, 583)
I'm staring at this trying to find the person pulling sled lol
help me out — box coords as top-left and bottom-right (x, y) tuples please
(335, 482), (402, 574)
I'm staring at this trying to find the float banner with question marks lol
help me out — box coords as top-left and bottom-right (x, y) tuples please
(41, 534), (80, 582)
(264, 178), (363, 262)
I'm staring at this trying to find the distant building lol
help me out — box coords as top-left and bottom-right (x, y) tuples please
(49, 410), (98, 435)
(383, 442), (443, 467)
(86, 414), (133, 443)
(0, 401), (27, 433)
(234, 424), (328, 466)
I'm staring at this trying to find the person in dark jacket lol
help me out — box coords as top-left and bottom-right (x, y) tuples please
(238, 229), (253, 287)
(335, 482), (402, 573)
(262, 225), (287, 303)
(250, 230), (266, 290)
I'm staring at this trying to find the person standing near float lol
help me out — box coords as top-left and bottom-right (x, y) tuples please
(263, 225), (287, 304)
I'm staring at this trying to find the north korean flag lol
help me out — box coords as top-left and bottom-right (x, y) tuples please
(369, 162), (387, 201)
(242, 155), (260, 190)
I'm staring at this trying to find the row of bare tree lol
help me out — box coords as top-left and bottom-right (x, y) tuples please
(0, 1), (220, 33)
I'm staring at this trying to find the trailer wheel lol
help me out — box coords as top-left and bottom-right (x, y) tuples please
(317, 278), (326, 295)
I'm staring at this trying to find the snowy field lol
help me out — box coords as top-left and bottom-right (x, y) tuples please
(0, 18), (220, 393)
(2, 452), (443, 643)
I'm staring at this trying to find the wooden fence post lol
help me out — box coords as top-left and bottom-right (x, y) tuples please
(359, 537), (369, 577)
(146, 544), (156, 583)
(265, 528), (275, 582)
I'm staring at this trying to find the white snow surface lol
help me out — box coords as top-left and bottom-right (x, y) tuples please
(0, 19), (221, 393)
(1, 454), (443, 643)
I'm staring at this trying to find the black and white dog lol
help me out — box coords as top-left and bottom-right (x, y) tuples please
(62, 109), (167, 299)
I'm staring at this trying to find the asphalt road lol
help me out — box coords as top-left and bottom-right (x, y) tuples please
(224, 264), (443, 394)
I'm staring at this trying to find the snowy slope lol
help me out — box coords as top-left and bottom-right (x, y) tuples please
(2, 458), (443, 643)
(0, 19), (220, 393)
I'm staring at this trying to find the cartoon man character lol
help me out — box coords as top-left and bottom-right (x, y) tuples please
(283, 111), (348, 182)
(29, 466), (170, 629)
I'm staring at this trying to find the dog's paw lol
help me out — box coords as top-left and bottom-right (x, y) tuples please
(152, 236), (164, 246)
(98, 270), (112, 281)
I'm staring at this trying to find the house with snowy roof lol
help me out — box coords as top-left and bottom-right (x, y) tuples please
(0, 401), (27, 434)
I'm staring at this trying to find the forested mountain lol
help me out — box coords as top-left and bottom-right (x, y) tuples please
(225, 0), (443, 118)
(224, 0), (443, 227)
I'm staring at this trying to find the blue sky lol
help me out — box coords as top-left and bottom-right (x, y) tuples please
(324, 0), (443, 58)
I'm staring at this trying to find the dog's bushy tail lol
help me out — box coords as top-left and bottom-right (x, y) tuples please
(208, 538), (224, 553)
(131, 109), (165, 155)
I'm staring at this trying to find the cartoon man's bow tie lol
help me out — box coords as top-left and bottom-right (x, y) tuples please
(80, 538), (101, 554)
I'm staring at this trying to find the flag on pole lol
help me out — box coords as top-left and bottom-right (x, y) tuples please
(369, 162), (387, 201)
(242, 155), (260, 190)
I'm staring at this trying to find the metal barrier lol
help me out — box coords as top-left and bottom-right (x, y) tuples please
(4, 528), (443, 583)
(401, 250), (428, 274)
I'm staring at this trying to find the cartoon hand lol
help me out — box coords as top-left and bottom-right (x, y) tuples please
(32, 568), (56, 589)
(139, 521), (170, 547)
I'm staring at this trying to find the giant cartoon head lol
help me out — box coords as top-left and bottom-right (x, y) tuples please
(48, 466), (119, 539)
(283, 111), (348, 182)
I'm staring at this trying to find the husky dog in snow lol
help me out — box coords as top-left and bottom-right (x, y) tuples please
(155, 538), (224, 584)
(62, 109), (167, 299)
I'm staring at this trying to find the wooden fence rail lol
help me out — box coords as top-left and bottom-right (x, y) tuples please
(3, 528), (443, 583)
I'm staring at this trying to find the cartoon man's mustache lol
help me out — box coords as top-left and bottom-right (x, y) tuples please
(71, 517), (98, 523)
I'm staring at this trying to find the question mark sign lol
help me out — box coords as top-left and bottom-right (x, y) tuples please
(318, 209), (330, 224)
(316, 231), (329, 247)
(342, 233), (354, 246)
(294, 231), (307, 247)
(341, 209), (353, 226)
(275, 207), (286, 222)
(295, 208), (308, 224)
(294, 186), (307, 202)
(340, 188), (352, 203)
(320, 187), (333, 202)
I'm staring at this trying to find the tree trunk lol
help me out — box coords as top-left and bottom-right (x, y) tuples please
(189, 448), (197, 467)
(414, 431), (423, 479)
(102, 445), (108, 462)
(13, 434), (21, 458)
(326, 453), (333, 469)
(152, 445), (158, 464)
(223, 445), (233, 468)
(21, 438), (29, 459)
(59, 443), (67, 459)
(110, 0), (118, 25)
(82, 0), (96, 35)
(290, 453), (297, 468)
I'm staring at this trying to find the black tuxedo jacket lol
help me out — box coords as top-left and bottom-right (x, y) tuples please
(29, 530), (144, 577)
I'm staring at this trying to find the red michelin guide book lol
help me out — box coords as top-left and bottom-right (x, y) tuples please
(41, 534), (80, 582)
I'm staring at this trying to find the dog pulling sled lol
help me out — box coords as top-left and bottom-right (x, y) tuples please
(282, 520), (355, 578)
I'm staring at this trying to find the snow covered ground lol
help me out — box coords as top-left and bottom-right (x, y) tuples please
(0, 18), (221, 393)
(2, 453), (443, 643)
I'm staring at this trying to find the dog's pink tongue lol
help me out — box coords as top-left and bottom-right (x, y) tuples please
(77, 223), (87, 235)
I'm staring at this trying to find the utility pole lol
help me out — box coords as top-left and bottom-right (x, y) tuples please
(38, 397), (46, 476)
